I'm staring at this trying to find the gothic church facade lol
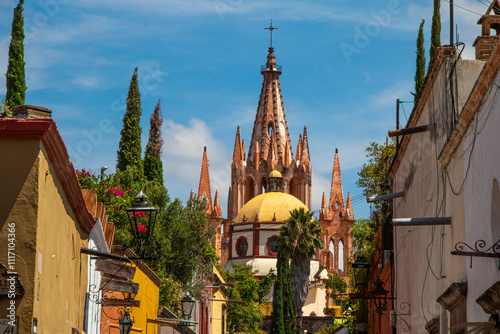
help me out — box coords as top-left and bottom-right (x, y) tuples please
(195, 46), (355, 313)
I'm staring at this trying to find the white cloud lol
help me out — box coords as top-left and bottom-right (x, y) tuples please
(162, 118), (231, 207)
(373, 81), (413, 108)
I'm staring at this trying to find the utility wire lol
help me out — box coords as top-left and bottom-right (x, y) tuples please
(443, 0), (483, 15)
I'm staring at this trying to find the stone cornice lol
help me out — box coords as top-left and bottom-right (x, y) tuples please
(0, 118), (95, 233)
(436, 282), (467, 310)
(439, 39), (500, 168)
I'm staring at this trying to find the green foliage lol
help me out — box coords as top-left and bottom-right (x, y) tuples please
(144, 154), (163, 184)
(351, 218), (377, 258)
(270, 233), (296, 334)
(415, 19), (426, 97)
(356, 140), (396, 224)
(222, 264), (272, 334)
(155, 270), (183, 312)
(430, 0), (441, 61)
(5, 0), (26, 112)
(117, 68), (143, 172)
(280, 208), (324, 332)
(144, 100), (164, 183)
(325, 274), (347, 297)
(281, 208), (324, 259)
(76, 166), (214, 305)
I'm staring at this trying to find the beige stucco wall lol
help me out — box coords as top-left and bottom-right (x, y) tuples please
(0, 139), (89, 333)
(0, 138), (41, 334)
(463, 70), (500, 322)
(392, 57), (483, 333)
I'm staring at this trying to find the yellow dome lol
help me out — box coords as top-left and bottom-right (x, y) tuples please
(269, 170), (282, 178)
(234, 192), (308, 224)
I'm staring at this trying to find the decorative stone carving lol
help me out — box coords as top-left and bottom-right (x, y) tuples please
(436, 282), (467, 310)
(477, 281), (500, 314)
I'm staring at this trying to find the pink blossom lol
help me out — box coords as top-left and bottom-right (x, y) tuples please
(137, 225), (147, 234)
(134, 211), (147, 218)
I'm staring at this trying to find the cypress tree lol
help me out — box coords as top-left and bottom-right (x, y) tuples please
(117, 68), (143, 172)
(415, 20), (426, 98)
(270, 249), (285, 334)
(144, 100), (164, 183)
(270, 228), (297, 334)
(5, 0), (26, 113)
(282, 246), (296, 334)
(430, 0), (441, 61)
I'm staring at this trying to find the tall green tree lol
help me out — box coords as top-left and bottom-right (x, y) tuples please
(144, 100), (164, 183)
(117, 68), (143, 172)
(281, 208), (324, 334)
(430, 0), (441, 61)
(270, 228), (297, 334)
(5, 0), (26, 113)
(415, 19), (426, 97)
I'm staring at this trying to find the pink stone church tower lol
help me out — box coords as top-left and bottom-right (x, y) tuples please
(195, 42), (354, 277)
(227, 46), (312, 220)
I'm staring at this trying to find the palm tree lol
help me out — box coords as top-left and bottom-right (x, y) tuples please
(281, 208), (324, 334)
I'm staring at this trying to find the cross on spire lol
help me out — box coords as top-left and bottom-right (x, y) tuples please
(264, 19), (278, 48)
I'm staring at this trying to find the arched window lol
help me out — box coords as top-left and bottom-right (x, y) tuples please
(268, 122), (274, 138)
(338, 240), (345, 272)
(236, 237), (249, 257)
(329, 239), (335, 269)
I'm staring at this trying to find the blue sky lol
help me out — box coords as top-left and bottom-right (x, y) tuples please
(0, 0), (484, 219)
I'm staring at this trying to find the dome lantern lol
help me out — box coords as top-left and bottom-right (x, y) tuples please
(267, 170), (283, 192)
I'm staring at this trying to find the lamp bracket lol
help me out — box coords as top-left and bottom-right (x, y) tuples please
(451, 239), (500, 268)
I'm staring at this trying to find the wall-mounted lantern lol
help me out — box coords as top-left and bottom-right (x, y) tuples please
(125, 191), (159, 256)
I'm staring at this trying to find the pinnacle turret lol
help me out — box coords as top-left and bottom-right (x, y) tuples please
(198, 146), (212, 213)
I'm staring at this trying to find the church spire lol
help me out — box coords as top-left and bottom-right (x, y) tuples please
(247, 46), (292, 168)
(300, 126), (311, 166)
(212, 190), (222, 218)
(232, 126), (244, 168)
(329, 148), (345, 213)
(198, 146), (212, 212)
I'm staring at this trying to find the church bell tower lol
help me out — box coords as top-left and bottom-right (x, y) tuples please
(227, 29), (312, 220)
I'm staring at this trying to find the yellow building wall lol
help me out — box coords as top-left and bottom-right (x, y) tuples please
(129, 263), (160, 334)
(210, 267), (227, 334)
(0, 141), (89, 333)
(32, 147), (89, 333)
(0, 139), (41, 334)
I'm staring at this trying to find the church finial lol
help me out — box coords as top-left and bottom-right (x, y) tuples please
(198, 146), (212, 213)
(264, 19), (279, 49)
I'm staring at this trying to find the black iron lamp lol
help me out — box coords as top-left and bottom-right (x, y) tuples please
(351, 253), (371, 287)
(119, 308), (134, 334)
(371, 276), (389, 314)
(181, 293), (196, 321)
(125, 191), (159, 256)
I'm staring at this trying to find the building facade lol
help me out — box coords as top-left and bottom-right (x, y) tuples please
(389, 2), (500, 333)
(194, 46), (356, 321)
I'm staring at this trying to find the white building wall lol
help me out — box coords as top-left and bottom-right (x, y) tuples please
(392, 56), (483, 333)
(464, 71), (500, 322)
